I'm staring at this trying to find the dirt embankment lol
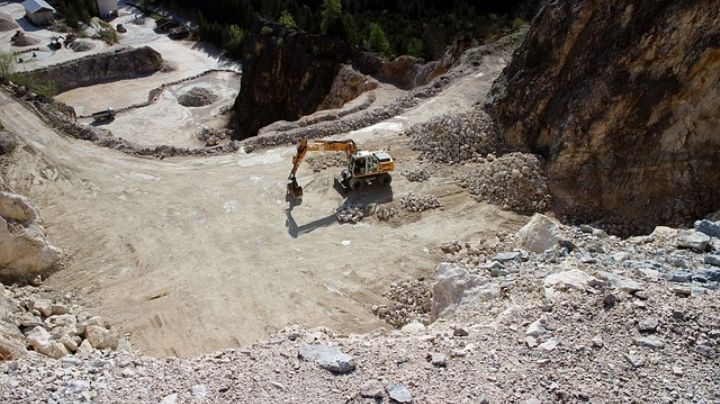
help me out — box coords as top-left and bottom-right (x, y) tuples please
(24, 47), (164, 94)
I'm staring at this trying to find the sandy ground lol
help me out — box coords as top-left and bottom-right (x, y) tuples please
(79, 71), (241, 148)
(55, 40), (240, 116)
(0, 0), (239, 114)
(0, 49), (513, 357)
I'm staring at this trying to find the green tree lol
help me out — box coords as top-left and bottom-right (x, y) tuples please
(278, 10), (297, 29)
(407, 37), (424, 57)
(367, 22), (390, 56)
(342, 13), (359, 45)
(223, 24), (246, 59)
(320, 0), (343, 36)
(0, 52), (14, 79)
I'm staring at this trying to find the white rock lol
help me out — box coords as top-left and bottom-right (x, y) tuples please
(298, 343), (355, 374)
(190, 384), (208, 399)
(0, 216), (61, 279)
(516, 214), (559, 253)
(32, 299), (53, 317)
(77, 339), (95, 355)
(25, 326), (68, 359)
(386, 383), (413, 403)
(400, 322), (426, 334)
(544, 269), (596, 298)
(160, 393), (178, 404)
(85, 325), (119, 350)
(0, 191), (41, 222)
(431, 263), (499, 319)
(539, 339), (558, 351)
(525, 318), (545, 337)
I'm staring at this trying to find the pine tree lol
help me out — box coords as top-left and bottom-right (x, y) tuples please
(367, 22), (390, 56)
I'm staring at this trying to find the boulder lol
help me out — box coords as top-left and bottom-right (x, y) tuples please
(0, 217), (62, 279)
(32, 298), (53, 317)
(705, 255), (720, 267)
(25, 326), (68, 359)
(487, 0), (720, 233)
(298, 343), (355, 374)
(695, 220), (720, 238)
(0, 192), (61, 280)
(516, 214), (560, 253)
(0, 334), (28, 360)
(0, 191), (41, 223)
(677, 232), (711, 252)
(386, 383), (413, 404)
(431, 263), (500, 320)
(84, 325), (119, 350)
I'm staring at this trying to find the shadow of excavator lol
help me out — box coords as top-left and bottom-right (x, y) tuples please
(285, 181), (394, 238)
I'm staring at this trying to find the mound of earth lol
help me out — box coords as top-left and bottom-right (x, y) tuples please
(459, 152), (551, 215)
(11, 34), (40, 47)
(0, 12), (19, 32)
(178, 87), (218, 107)
(405, 109), (496, 164)
(69, 40), (95, 52)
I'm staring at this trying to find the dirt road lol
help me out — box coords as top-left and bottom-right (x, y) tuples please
(0, 54), (521, 357)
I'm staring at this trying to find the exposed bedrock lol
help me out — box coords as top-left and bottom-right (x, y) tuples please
(486, 0), (720, 233)
(233, 20), (353, 140)
(25, 46), (163, 94)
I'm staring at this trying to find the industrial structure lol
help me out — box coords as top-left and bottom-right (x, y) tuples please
(22, 0), (55, 26)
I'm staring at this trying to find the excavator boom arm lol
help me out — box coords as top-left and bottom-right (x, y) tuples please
(287, 138), (357, 198)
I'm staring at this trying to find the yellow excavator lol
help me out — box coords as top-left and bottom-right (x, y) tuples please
(287, 137), (395, 198)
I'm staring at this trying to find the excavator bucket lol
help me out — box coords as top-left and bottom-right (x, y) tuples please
(287, 176), (303, 199)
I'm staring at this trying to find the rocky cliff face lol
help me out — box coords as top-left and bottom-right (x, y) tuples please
(28, 47), (163, 94)
(0, 191), (61, 281)
(354, 37), (472, 90)
(233, 21), (353, 139)
(487, 0), (720, 232)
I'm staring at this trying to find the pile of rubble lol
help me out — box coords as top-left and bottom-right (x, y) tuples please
(376, 193), (442, 221)
(372, 279), (432, 327)
(376, 204), (400, 221)
(69, 41), (95, 53)
(305, 152), (347, 172)
(177, 87), (218, 107)
(400, 192), (442, 213)
(335, 205), (367, 224)
(196, 127), (229, 147)
(0, 283), (125, 361)
(459, 152), (551, 215)
(404, 110), (497, 164)
(403, 167), (430, 182)
(2, 215), (719, 402)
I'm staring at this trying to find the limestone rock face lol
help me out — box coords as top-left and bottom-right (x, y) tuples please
(233, 20), (353, 139)
(26, 46), (163, 93)
(317, 64), (378, 110)
(487, 0), (720, 232)
(0, 192), (61, 280)
(354, 37), (472, 90)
